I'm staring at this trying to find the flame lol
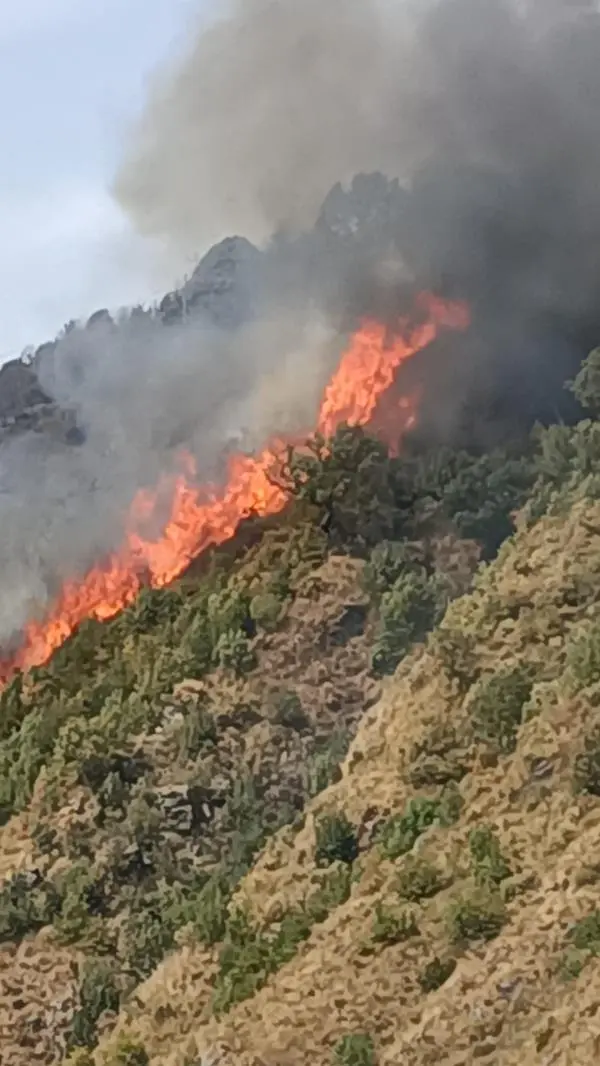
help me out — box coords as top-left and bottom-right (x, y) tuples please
(0, 293), (469, 680)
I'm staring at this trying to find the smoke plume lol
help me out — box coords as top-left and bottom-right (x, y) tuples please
(3, 0), (600, 648)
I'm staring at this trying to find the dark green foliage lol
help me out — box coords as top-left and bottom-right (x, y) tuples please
(371, 902), (419, 945)
(333, 1034), (376, 1066)
(468, 665), (534, 753)
(314, 813), (359, 867)
(0, 672), (26, 741)
(377, 797), (441, 861)
(418, 955), (457, 993)
(371, 569), (449, 676)
(271, 690), (310, 732)
(436, 451), (534, 557)
(249, 590), (285, 631)
(305, 728), (350, 798)
(212, 906), (310, 1015)
(363, 540), (424, 601)
(559, 911), (600, 980)
(396, 856), (447, 902)
(215, 629), (258, 676)
(69, 957), (120, 1049)
(566, 623), (600, 692)
(408, 446), (535, 557)
(285, 426), (405, 552)
(574, 724), (600, 796)
(429, 627), (479, 695)
(568, 910), (600, 953)
(0, 871), (61, 943)
(468, 826), (512, 886)
(446, 889), (507, 944)
(190, 874), (231, 946)
(110, 1036), (149, 1066)
(570, 347), (600, 416)
(305, 865), (353, 923)
(179, 701), (218, 761)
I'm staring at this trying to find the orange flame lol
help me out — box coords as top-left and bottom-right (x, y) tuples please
(0, 293), (469, 680)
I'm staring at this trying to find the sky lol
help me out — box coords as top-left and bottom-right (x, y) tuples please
(0, 0), (211, 361)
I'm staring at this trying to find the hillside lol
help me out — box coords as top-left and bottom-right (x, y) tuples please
(1, 340), (600, 1064)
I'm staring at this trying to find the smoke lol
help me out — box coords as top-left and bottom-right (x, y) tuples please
(0, 300), (338, 647)
(113, 0), (600, 421)
(3, 0), (600, 648)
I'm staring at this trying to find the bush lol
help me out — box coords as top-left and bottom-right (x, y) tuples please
(429, 627), (479, 695)
(371, 570), (448, 677)
(468, 665), (533, 754)
(191, 874), (231, 946)
(418, 955), (457, 993)
(69, 957), (120, 1049)
(314, 813), (359, 867)
(396, 856), (447, 902)
(559, 911), (600, 980)
(574, 725), (600, 796)
(179, 702), (218, 762)
(0, 871), (60, 943)
(271, 690), (310, 732)
(363, 541), (424, 601)
(566, 623), (600, 693)
(212, 906), (308, 1016)
(371, 902), (419, 945)
(304, 729), (350, 798)
(214, 629), (257, 676)
(249, 591), (284, 631)
(446, 889), (507, 944)
(305, 866), (353, 923)
(377, 797), (441, 861)
(109, 1037), (149, 1066)
(333, 1034), (376, 1066)
(570, 346), (600, 416)
(468, 826), (512, 886)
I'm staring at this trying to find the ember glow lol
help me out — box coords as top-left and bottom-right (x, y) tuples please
(0, 294), (469, 680)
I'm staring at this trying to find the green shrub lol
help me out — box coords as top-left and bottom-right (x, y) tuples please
(305, 866), (353, 923)
(446, 889), (507, 944)
(396, 856), (447, 902)
(333, 1033), (376, 1066)
(109, 1036), (149, 1066)
(191, 874), (231, 946)
(69, 957), (120, 1049)
(558, 911), (600, 980)
(215, 629), (257, 676)
(377, 797), (441, 861)
(570, 346), (600, 416)
(574, 725), (600, 796)
(0, 871), (60, 943)
(314, 813), (359, 867)
(304, 729), (350, 798)
(568, 910), (600, 953)
(418, 955), (457, 993)
(179, 702), (218, 762)
(436, 782), (465, 827)
(271, 690), (310, 732)
(566, 624), (600, 692)
(212, 906), (308, 1016)
(371, 570), (448, 677)
(429, 627), (479, 695)
(371, 902), (419, 946)
(363, 541), (423, 601)
(468, 665), (533, 753)
(468, 826), (512, 886)
(249, 591), (284, 631)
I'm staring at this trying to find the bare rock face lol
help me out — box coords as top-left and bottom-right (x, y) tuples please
(180, 235), (263, 327)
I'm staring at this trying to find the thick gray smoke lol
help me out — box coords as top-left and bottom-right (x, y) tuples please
(3, 0), (600, 651)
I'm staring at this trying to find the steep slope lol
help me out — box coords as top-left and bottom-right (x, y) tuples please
(2, 354), (600, 1066)
(95, 496), (600, 1066)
